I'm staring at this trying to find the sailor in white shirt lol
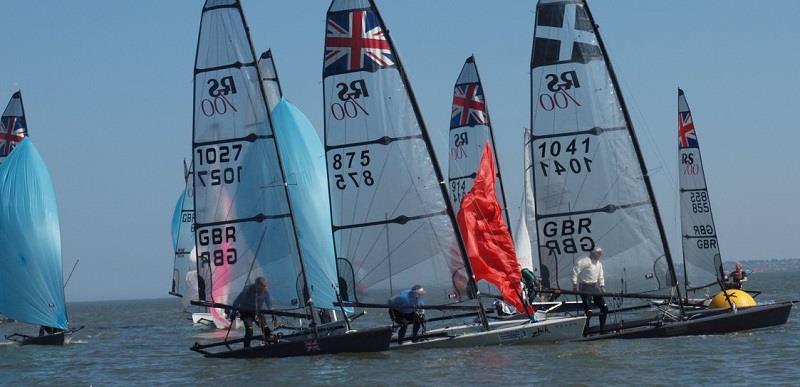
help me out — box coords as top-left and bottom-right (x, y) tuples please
(572, 247), (608, 333)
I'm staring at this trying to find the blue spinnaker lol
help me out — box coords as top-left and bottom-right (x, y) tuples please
(0, 139), (67, 329)
(171, 190), (185, 250)
(272, 99), (339, 309)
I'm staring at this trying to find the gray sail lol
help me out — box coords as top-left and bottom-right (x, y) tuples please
(448, 56), (511, 231)
(258, 49), (283, 113)
(323, 0), (476, 306)
(192, 0), (308, 312)
(529, 0), (676, 297)
(678, 89), (724, 293)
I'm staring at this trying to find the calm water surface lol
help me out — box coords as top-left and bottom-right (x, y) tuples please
(1, 271), (798, 386)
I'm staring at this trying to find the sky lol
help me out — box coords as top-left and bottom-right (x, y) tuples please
(2, 0), (799, 302)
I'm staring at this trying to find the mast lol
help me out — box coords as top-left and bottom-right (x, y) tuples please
(367, 0), (488, 329)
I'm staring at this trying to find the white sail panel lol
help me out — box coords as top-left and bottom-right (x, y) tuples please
(258, 50), (283, 113)
(678, 89), (723, 292)
(514, 129), (536, 272)
(324, 0), (472, 305)
(193, 0), (304, 310)
(448, 56), (511, 231)
(530, 0), (673, 296)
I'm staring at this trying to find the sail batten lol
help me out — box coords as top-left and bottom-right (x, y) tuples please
(529, 0), (677, 298)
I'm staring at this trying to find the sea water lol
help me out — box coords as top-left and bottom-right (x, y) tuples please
(1, 271), (797, 385)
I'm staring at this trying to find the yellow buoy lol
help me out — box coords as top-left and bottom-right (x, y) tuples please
(708, 289), (757, 309)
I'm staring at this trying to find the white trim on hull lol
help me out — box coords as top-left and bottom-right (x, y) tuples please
(393, 315), (586, 349)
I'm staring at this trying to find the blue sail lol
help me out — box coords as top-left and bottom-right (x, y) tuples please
(272, 99), (339, 309)
(0, 138), (67, 329)
(171, 190), (185, 250)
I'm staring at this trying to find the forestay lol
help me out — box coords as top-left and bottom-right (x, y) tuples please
(0, 91), (28, 162)
(530, 0), (676, 296)
(170, 166), (195, 298)
(323, 0), (474, 305)
(258, 50), (283, 113)
(678, 89), (724, 292)
(0, 139), (68, 329)
(514, 128), (536, 272)
(448, 56), (511, 231)
(192, 0), (306, 312)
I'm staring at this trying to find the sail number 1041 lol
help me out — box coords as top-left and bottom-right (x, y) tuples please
(538, 138), (593, 177)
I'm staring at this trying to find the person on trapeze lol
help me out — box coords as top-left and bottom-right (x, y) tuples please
(724, 262), (748, 290)
(388, 285), (426, 344)
(231, 276), (276, 348)
(572, 247), (609, 333)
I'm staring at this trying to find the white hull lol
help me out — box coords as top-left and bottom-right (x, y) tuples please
(395, 315), (586, 349)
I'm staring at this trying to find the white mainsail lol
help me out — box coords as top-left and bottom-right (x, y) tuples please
(513, 128), (536, 272)
(678, 88), (724, 293)
(192, 0), (310, 315)
(323, 0), (477, 306)
(529, 0), (676, 297)
(448, 56), (511, 230)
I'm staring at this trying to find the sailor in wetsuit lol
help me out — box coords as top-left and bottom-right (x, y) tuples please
(231, 277), (275, 348)
(388, 285), (426, 344)
(724, 262), (748, 290)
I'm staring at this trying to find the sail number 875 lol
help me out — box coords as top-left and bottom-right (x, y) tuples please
(332, 150), (374, 190)
(538, 138), (593, 177)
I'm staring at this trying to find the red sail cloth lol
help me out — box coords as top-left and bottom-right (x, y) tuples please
(457, 143), (531, 313)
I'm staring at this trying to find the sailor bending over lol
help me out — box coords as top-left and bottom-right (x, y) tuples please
(572, 247), (608, 333)
(231, 276), (275, 348)
(388, 285), (426, 344)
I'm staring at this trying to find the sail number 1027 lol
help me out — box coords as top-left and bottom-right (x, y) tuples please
(538, 138), (593, 177)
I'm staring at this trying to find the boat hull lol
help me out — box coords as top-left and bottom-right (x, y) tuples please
(584, 302), (793, 340)
(196, 326), (392, 358)
(5, 331), (66, 346)
(395, 316), (586, 349)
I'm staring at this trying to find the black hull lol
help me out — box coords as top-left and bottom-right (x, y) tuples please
(584, 302), (793, 341)
(196, 326), (392, 358)
(6, 332), (66, 346)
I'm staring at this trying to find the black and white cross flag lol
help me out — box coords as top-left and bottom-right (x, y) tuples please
(531, 0), (603, 68)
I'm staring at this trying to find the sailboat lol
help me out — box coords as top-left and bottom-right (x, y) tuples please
(0, 139), (76, 345)
(0, 91), (28, 163)
(323, 0), (584, 348)
(528, 0), (791, 339)
(188, 0), (390, 358)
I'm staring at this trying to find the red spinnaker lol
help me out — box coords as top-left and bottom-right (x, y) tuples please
(457, 143), (530, 313)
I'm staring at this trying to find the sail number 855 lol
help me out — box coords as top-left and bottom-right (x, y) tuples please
(332, 150), (374, 190)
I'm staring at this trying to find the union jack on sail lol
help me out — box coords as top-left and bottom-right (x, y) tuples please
(0, 91), (28, 159)
(678, 110), (697, 148)
(324, 9), (395, 76)
(451, 84), (487, 128)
